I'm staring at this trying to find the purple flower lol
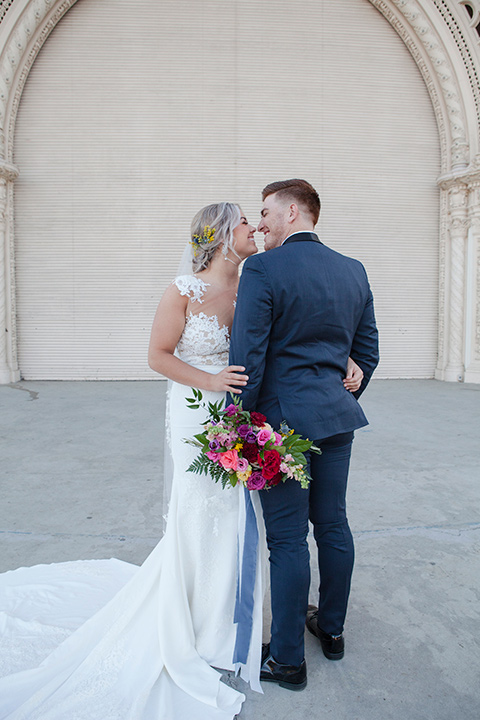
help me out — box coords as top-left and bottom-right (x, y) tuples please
(237, 424), (251, 438)
(247, 471), (266, 491)
(225, 404), (238, 417)
(209, 439), (220, 451)
(245, 430), (257, 444)
(237, 457), (249, 473)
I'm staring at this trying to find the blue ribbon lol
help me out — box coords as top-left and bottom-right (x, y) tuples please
(233, 487), (259, 664)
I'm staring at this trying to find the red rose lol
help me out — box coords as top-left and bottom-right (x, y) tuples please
(250, 411), (267, 427)
(242, 441), (260, 465)
(259, 450), (281, 480)
(268, 471), (283, 487)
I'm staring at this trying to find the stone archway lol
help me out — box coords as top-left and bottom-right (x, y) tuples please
(0, 0), (479, 382)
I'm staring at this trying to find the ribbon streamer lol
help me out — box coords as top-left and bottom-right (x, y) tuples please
(233, 487), (259, 664)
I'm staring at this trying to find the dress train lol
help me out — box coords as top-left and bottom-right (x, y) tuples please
(0, 376), (265, 719)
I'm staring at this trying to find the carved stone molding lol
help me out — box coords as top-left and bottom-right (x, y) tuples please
(0, 160), (18, 180)
(433, 0), (480, 137)
(438, 148), (480, 187)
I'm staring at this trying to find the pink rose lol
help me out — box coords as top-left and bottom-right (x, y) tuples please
(273, 432), (282, 446)
(237, 457), (249, 473)
(247, 471), (266, 490)
(206, 451), (220, 463)
(256, 429), (272, 446)
(218, 449), (239, 470)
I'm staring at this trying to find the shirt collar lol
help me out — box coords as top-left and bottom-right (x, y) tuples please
(281, 230), (320, 246)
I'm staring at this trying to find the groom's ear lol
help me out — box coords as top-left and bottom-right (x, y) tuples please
(287, 203), (299, 223)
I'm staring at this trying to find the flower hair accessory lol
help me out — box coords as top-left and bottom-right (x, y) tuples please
(190, 225), (216, 257)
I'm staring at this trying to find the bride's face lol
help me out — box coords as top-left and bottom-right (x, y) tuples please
(231, 214), (258, 261)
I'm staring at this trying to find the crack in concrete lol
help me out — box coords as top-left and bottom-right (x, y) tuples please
(1, 522), (479, 544)
(0, 529), (161, 544)
(8, 383), (39, 401)
(353, 521), (480, 541)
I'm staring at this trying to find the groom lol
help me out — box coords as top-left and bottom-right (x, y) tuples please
(229, 179), (379, 690)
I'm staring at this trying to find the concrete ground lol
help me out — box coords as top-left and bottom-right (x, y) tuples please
(0, 379), (479, 719)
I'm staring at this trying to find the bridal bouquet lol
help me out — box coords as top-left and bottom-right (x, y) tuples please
(184, 389), (321, 491)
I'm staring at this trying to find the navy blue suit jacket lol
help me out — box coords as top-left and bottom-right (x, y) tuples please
(229, 232), (379, 440)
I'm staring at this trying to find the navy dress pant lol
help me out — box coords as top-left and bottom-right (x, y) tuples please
(259, 432), (354, 666)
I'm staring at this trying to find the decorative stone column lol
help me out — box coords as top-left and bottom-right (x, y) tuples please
(436, 166), (480, 384)
(464, 169), (480, 383)
(0, 160), (19, 384)
(436, 181), (469, 382)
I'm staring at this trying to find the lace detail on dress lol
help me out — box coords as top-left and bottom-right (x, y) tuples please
(173, 275), (209, 304)
(176, 312), (230, 366)
(171, 274), (231, 366)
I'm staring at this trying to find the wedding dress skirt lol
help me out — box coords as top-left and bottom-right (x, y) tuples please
(0, 373), (265, 720)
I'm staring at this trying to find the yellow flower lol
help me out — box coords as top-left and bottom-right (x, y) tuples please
(190, 225), (216, 251)
(237, 467), (252, 485)
(234, 442), (243, 451)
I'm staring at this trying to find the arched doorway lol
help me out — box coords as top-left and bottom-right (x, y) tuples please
(12, 0), (440, 378)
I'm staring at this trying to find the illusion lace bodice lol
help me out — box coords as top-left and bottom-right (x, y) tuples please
(174, 275), (230, 366)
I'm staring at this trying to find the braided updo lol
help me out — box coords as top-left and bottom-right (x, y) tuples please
(190, 202), (242, 273)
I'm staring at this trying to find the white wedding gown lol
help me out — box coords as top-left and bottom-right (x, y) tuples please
(0, 276), (265, 720)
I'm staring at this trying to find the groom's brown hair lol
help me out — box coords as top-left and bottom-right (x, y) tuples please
(262, 178), (321, 225)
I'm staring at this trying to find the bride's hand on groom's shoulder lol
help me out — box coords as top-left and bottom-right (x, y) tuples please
(343, 357), (364, 393)
(210, 366), (249, 394)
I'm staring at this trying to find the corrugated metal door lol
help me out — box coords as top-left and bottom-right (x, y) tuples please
(14, 0), (439, 379)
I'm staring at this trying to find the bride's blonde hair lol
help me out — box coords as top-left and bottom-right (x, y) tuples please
(190, 202), (241, 272)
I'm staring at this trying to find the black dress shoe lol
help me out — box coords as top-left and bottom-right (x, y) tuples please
(260, 643), (307, 691)
(305, 605), (344, 660)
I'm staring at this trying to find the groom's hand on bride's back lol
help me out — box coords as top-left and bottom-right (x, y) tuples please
(210, 366), (249, 394)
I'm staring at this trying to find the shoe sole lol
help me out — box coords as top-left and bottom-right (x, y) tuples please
(322, 648), (344, 661)
(260, 676), (307, 691)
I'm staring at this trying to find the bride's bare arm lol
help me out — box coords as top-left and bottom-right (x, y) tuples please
(148, 284), (249, 394)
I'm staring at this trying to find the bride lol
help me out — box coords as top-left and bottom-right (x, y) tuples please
(0, 202), (362, 719)
(0, 203), (261, 720)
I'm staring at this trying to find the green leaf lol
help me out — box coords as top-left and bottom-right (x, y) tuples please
(183, 438), (203, 448)
(291, 440), (312, 452)
(283, 434), (301, 449)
